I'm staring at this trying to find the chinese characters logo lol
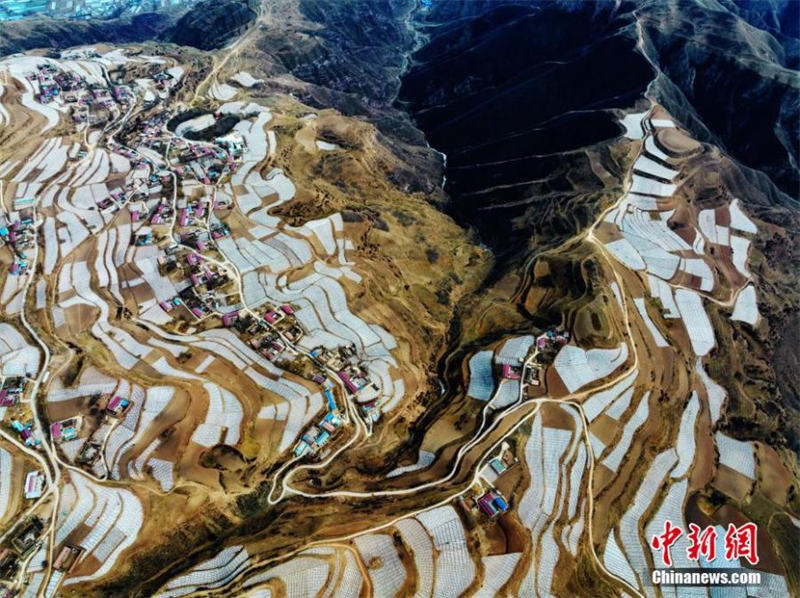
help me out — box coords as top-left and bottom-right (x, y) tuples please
(650, 521), (759, 567)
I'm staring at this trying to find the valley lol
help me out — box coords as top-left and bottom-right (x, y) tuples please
(0, 1), (796, 597)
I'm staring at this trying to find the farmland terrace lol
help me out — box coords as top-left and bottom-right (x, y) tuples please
(0, 1), (797, 597)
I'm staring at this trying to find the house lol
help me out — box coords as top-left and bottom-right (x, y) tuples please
(321, 412), (341, 433)
(0, 547), (15, 570)
(478, 493), (498, 517)
(294, 440), (309, 457)
(134, 232), (153, 246)
(315, 429), (331, 447)
(324, 388), (336, 411)
(337, 371), (360, 395)
(186, 252), (202, 267)
(52, 418), (79, 442)
(524, 364), (542, 386)
(477, 490), (509, 518)
(285, 325), (304, 342)
(501, 363), (521, 380)
(24, 472), (44, 499)
(264, 309), (284, 324)
(337, 366), (372, 397)
(54, 545), (83, 572)
(222, 310), (239, 327)
(489, 457), (507, 476)
(106, 395), (132, 418)
(11, 518), (43, 556)
(0, 379), (25, 406)
(12, 420), (38, 447)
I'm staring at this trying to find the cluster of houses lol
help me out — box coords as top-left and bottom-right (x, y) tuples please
(107, 142), (155, 201)
(0, 520), (39, 592)
(157, 246), (235, 321)
(218, 305), (303, 361)
(471, 445), (516, 520)
(50, 417), (81, 442)
(59, 393), (133, 475)
(307, 344), (379, 412)
(143, 195), (172, 226)
(525, 327), (571, 388)
(129, 113), (246, 188)
(127, 111), (172, 156)
(178, 226), (212, 252)
(215, 132), (247, 158)
(0, 379), (38, 449)
(0, 377), (28, 409)
(535, 328), (570, 359)
(0, 516), (43, 568)
(338, 364), (379, 409)
(172, 138), (233, 185)
(176, 197), (207, 229)
(1, 1), (194, 22)
(9, 419), (40, 448)
(151, 71), (179, 94)
(294, 387), (343, 458)
(27, 63), (63, 104)
(23, 62), (134, 128)
(0, 202), (36, 276)
(288, 344), (386, 459)
(236, 304), (301, 362)
(0, 517), (80, 591)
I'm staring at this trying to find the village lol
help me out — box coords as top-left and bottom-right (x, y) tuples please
(0, 16), (792, 597)
(0, 46), (394, 453)
(0, 44), (407, 594)
(0, 0), (196, 21)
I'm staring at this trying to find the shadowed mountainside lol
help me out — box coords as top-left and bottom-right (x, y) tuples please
(159, 0), (258, 50)
(0, 0), (258, 56)
(0, 12), (175, 55)
(723, 0), (800, 65)
(398, 0), (798, 263)
(640, 0), (799, 202)
(250, 0), (425, 146)
(398, 1), (652, 260)
(395, 0), (800, 454)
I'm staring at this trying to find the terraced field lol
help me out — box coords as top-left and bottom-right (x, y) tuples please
(0, 1), (797, 597)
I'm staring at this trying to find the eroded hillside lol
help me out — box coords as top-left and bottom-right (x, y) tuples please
(0, 1), (797, 597)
